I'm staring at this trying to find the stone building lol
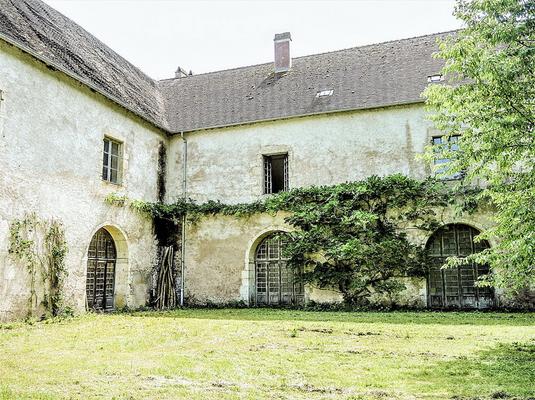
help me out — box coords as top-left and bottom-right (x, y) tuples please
(0, 0), (507, 321)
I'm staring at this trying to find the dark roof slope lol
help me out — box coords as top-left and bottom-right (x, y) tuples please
(0, 0), (454, 133)
(0, 0), (168, 130)
(160, 31), (454, 132)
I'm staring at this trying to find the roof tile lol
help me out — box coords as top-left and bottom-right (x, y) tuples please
(0, 0), (455, 133)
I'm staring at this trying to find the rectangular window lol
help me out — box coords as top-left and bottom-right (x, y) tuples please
(102, 137), (123, 184)
(432, 135), (462, 180)
(263, 154), (288, 194)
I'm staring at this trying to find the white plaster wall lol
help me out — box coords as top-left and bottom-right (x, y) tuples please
(168, 98), (498, 307)
(0, 41), (163, 321)
(167, 103), (436, 204)
(168, 102), (438, 305)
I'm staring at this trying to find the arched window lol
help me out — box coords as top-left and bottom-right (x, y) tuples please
(86, 228), (117, 311)
(254, 232), (304, 305)
(426, 224), (493, 309)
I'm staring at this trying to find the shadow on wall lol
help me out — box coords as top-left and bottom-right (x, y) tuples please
(407, 341), (535, 399)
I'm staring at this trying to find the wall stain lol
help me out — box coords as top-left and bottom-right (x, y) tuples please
(405, 121), (416, 176)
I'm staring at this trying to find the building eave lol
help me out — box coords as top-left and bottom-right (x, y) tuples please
(169, 99), (426, 135)
(0, 33), (171, 134)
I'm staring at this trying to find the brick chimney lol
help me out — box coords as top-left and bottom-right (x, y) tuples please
(274, 32), (291, 73)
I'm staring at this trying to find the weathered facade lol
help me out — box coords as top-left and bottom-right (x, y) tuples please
(167, 108), (499, 307)
(1, 0), (520, 321)
(0, 39), (161, 321)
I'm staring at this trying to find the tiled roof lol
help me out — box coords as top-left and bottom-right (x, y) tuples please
(0, 0), (454, 134)
(0, 0), (169, 130)
(160, 31), (453, 132)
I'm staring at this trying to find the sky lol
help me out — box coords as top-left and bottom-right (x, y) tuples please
(43, 0), (463, 80)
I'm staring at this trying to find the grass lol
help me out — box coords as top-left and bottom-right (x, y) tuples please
(0, 309), (533, 400)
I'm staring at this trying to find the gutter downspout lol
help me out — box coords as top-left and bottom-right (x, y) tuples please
(0, 90), (5, 139)
(180, 131), (187, 306)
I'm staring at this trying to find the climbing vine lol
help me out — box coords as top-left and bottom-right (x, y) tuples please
(8, 213), (68, 318)
(106, 174), (470, 305)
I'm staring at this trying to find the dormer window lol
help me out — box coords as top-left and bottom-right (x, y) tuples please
(316, 89), (334, 98)
(427, 74), (444, 83)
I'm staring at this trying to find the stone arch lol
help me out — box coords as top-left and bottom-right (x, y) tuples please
(240, 227), (291, 304)
(426, 223), (494, 309)
(84, 224), (129, 310)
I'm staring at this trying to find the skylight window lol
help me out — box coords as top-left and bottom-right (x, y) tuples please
(316, 89), (334, 98)
(427, 74), (444, 83)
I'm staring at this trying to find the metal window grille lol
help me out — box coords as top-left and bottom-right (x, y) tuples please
(426, 224), (493, 309)
(254, 232), (304, 306)
(263, 156), (272, 194)
(102, 137), (123, 184)
(86, 228), (117, 311)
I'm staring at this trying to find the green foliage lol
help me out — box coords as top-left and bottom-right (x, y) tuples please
(8, 214), (40, 312)
(104, 192), (127, 207)
(424, 0), (534, 293)
(108, 174), (452, 305)
(280, 175), (449, 305)
(43, 221), (68, 317)
(8, 214), (68, 318)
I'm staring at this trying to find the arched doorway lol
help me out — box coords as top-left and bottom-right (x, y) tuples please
(426, 224), (494, 309)
(86, 228), (117, 311)
(254, 232), (304, 305)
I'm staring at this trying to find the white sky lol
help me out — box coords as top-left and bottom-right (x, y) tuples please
(43, 0), (462, 80)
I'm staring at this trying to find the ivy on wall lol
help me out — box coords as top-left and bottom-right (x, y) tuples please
(106, 174), (472, 305)
(8, 213), (68, 318)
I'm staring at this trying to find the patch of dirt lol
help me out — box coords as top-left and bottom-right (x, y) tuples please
(144, 376), (252, 391)
(344, 330), (381, 336)
(297, 326), (334, 334)
(289, 382), (346, 394)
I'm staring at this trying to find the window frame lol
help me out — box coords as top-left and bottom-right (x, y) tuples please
(263, 153), (289, 195)
(432, 134), (463, 181)
(102, 136), (123, 185)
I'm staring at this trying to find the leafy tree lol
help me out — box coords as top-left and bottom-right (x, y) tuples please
(279, 175), (448, 306)
(424, 0), (534, 294)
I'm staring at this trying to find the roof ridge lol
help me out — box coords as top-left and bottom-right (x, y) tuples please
(158, 29), (460, 82)
(293, 29), (460, 61)
(32, 0), (158, 85)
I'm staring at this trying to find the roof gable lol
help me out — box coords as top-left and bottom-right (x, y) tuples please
(0, 0), (169, 130)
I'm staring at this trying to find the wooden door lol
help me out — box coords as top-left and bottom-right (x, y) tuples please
(86, 228), (116, 311)
(426, 224), (494, 309)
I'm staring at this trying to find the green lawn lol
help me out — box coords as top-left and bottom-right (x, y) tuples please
(0, 309), (534, 400)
